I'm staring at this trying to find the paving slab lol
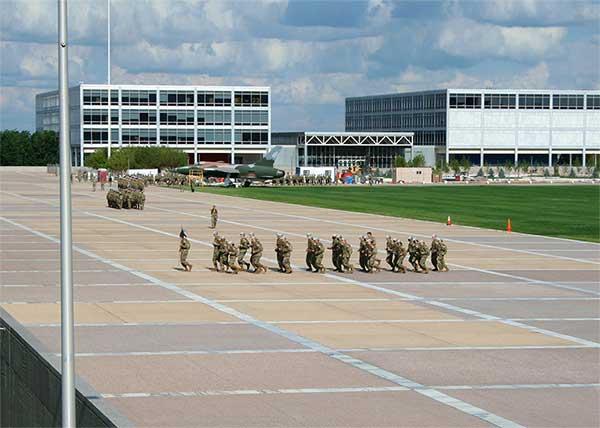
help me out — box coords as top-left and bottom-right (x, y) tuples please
(448, 388), (599, 428)
(96, 302), (236, 323)
(0, 285), (181, 303)
(526, 320), (600, 343)
(446, 299), (600, 318)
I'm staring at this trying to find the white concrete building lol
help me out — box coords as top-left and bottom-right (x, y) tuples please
(346, 89), (600, 167)
(36, 84), (271, 166)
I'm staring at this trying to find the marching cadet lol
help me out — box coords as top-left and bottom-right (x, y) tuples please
(366, 232), (376, 246)
(417, 239), (430, 274)
(312, 237), (326, 273)
(407, 237), (420, 272)
(212, 231), (222, 271)
(250, 234), (267, 273)
(430, 235), (439, 271)
(281, 236), (293, 274)
(178, 229), (192, 272)
(226, 241), (240, 274)
(275, 233), (285, 272)
(340, 238), (354, 273)
(210, 205), (218, 229)
(328, 235), (342, 272)
(392, 239), (407, 273)
(366, 238), (381, 273)
(385, 235), (395, 270)
(238, 233), (251, 271)
(436, 238), (449, 272)
(358, 236), (368, 272)
(92, 177), (97, 192)
(305, 233), (315, 272)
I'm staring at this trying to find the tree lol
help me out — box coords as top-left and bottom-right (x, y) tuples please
(449, 158), (461, 176)
(553, 164), (560, 177)
(543, 168), (551, 177)
(504, 159), (514, 174)
(592, 167), (599, 179)
(460, 157), (471, 174)
(498, 168), (506, 178)
(568, 168), (577, 178)
(476, 167), (484, 177)
(410, 154), (426, 167)
(394, 156), (407, 167)
(573, 156), (582, 168)
(30, 131), (59, 165)
(517, 160), (529, 177)
(0, 130), (58, 166)
(86, 148), (108, 169)
(107, 149), (129, 172)
(488, 168), (495, 179)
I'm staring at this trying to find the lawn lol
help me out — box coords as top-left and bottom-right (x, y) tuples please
(191, 185), (600, 242)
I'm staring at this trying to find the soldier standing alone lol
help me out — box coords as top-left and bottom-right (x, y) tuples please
(179, 229), (192, 272)
(210, 205), (218, 229)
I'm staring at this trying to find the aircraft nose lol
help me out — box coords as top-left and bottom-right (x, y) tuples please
(276, 170), (285, 178)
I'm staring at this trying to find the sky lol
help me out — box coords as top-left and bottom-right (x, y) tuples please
(1, 0), (599, 132)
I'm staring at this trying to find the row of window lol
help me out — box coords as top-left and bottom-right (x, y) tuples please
(450, 93), (600, 109)
(346, 93), (447, 114)
(83, 89), (269, 107)
(83, 109), (269, 126)
(346, 112), (446, 130)
(83, 129), (269, 145)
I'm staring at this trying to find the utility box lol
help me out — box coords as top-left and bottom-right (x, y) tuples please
(393, 167), (432, 184)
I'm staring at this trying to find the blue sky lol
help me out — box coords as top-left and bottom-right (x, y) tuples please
(1, 0), (598, 132)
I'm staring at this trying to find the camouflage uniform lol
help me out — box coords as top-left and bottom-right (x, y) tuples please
(179, 231), (192, 272)
(385, 236), (395, 270)
(281, 237), (293, 274)
(340, 239), (354, 273)
(328, 235), (342, 272)
(305, 234), (315, 272)
(358, 236), (368, 272)
(366, 239), (381, 273)
(430, 236), (439, 271)
(392, 240), (407, 273)
(238, 233), (251, 271)
(212, 232), (222, 271)
(210, 205), (218, 229)
(407, 238), (420, 272)
(275, 234), (285, 272)
(417, 240), (430, 274)
(226, 241), (240, 274)
(312, 238), (325, 273)
(250, 236), (266, 273)
(436, 239), (449, 272)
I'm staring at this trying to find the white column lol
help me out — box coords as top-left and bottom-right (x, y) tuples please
(480, 149), (484, 166)
(230, 89), (235, 163)
(155, 89), (160, 146)
(193, 88), (198, 163)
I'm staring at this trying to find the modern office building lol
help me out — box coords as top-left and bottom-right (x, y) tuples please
(36, 84), (271, 166)
(271, 131), (413, 172)
(346, 89), (600, 167)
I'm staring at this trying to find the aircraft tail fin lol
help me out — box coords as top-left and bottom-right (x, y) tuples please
(255, 146), (282, 167)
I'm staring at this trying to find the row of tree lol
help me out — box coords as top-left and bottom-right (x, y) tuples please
(85, 147), (188, 171)
(394, 154), (426, 168)
(0, 130), (59, 166)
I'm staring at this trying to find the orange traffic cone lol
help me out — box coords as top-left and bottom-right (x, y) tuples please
(507, 218), (512, 233)
(447, 216), (452, 226)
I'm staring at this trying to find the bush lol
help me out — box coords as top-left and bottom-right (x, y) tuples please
(569, 168), (577, 178)
(394, 156), (407, 167)
(553, 165), (560, 177)
(410, 154), (426, 167)
(0, 130), (58, 166)
(592, 167), (599, 179)
(543, 168), (551, 177)
(498, 168), (506, 178)
(488, 168), (495, 179)
(86, 146), (188, 171)
(86, 148), (108, 169)
(476, 168), (484, 177)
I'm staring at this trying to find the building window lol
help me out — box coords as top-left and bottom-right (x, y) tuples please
(160, 110), (195, 125)
(83, 89), (108, 105)
(234, 110), (268, 126)
(198, 110), (232, 125)
(159, 91), (194, 106)
(197, 91), (231, 107)
(587, 95), (600, 109)
(110, 90), (119, 105)
(449, 93), (481, 109)
(160, 129), (194, 144)
(122, 129), (157, 144)
(83, 109), (109, 125)
(83, 129), (118, 144)
(234, 130), (268, 144)
(484, 94), (516, 109)
(121, 90), (157, 106)
(435, 93), (446, 109)
(553, 94), (584, 110)
(121, 110), (157, 125)
(518, 94), (550, 109)
(234, 91), (268, 107)
(199, 129), (232, 144)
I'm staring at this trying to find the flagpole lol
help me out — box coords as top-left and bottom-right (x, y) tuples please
(58, 0), (76, 426)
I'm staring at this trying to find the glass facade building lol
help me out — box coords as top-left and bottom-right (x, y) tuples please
(346, 89), (600, 166)
(36, 84), (271, 166)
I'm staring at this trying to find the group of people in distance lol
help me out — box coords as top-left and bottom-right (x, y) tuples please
(178, 227), (449, 274)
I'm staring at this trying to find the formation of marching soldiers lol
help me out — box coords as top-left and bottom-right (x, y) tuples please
(179, 229), (448, 274)
(106, 178), (146, 210)
(272, 175), (333, 186)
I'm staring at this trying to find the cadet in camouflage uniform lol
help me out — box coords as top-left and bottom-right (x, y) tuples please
(358, 236), (368, 272)
(435, 238), (449, 272)
(312, 237), (326, 273)
(328, 235), (342, 272)
(305, 234), (315, 272)
(385, 236), (395, 270)
(340, 238), (354, 273)
(280, 236), (293, 274)
(226, 241), (240, 274)
(417, 240), (430, 274)
(407, 237), (420, 272)
(392, 239), (407, 273)
(218, 236), (229, 270)
(430, 235), (439, 271)
(366, 238), (381, 273)
(250, 234), (267, 273)
(238, 233), (251, 271)
(210, 205), (218, 229)
(212, 232), (222, 271)
(275, 233), (285, 272)
(179, 229), (192, 272)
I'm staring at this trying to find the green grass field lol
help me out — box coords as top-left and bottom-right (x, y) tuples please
(191, 185), (600, 242)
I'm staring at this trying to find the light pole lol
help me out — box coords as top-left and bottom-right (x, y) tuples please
(58, 0), (76, 426)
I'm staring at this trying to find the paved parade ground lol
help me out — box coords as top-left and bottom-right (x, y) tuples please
(1, 168), (599, 428)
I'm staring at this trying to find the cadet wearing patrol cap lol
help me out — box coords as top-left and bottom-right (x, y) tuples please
(178, 229), (192, 272)
(312, 237), (326, 273)
(305, 233), (315, 272)
(275, 233), (285, 272)
(238, 233), (251, 271)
